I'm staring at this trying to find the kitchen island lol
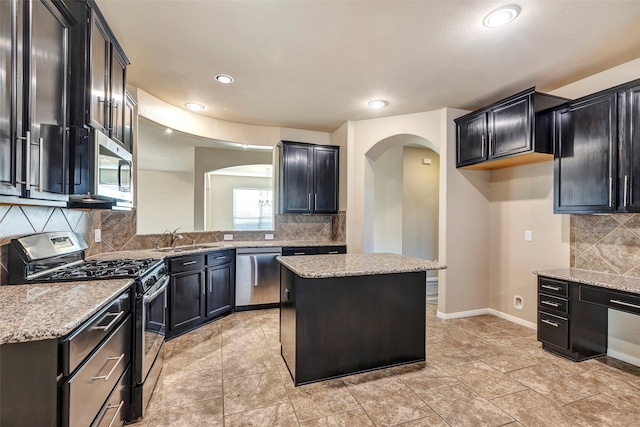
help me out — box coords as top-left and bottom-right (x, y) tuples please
(277, 253), (446, 386)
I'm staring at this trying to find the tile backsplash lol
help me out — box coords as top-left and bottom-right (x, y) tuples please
(0, 205), (346, 285)
(571, 214), (640, 277)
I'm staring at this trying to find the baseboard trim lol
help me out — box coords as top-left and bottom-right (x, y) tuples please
(487, 308), (536, 330)
(436, 307), (536, 330)
(436, 308), (489, 320)
(607, 348), (640, 367)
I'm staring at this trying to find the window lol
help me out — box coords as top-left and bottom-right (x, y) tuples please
(232, 188), (273, 230)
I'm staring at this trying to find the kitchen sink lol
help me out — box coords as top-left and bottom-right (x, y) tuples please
(154, 245), (216, 253)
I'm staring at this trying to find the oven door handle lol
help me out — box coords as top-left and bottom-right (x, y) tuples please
(143, 275), (170, 304)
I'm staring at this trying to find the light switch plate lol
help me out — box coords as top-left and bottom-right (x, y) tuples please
(223, 234), (233, 241)
(524, 230), (532, 241)
(94, 229), (101, 243)
(265, 234), (274, 240)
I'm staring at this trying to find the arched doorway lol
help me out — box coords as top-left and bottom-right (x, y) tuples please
(365, 134), (440, 302)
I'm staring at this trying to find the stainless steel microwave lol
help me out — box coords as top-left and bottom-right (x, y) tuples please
(69, 129), (133, 209)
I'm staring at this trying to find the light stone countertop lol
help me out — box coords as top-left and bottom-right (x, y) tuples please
(89, 240), (346, 261)
(0, 279), (132, 345)
(1, 240), (345, 345)
(534, 268), (640, 295)
(277, 252), (446, 279)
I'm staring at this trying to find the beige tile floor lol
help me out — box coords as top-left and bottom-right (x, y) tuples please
(129, 305), (640, 426)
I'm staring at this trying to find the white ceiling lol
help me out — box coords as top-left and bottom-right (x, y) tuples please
(97, 0), (640, 133)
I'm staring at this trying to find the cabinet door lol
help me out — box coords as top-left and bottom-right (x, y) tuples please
(169, 270), (205, 332)
(456, 113), (487, 167)
(109, 48), (126, 144)
(620, 84), (640, 211)
(554, 93), (617, 213)
(205, 264), (233, 319)
(489, 94), (531, 159)
(312, 145), (339, 213)
(123, 92), (135, 153)
(26, 0), (69, 199)
(0, 0), (23, 197)
(89, 14), (109, 132)
(281, 143), (313, 213)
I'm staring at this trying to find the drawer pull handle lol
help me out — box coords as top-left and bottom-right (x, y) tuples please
(215, 256), (227, 260)
(541, 301), (560, 307)
(541, 285), (561, 291)
(182, 260), (198, 266)
(610, 299), (640, 310)
(105, 401), (124, 427)
(541, 319), (559, 328)
(92, 354), (125, 381)
(294, 252), (306, 255)
(94, 310), (125, 331)
(327, 251), (339, 254)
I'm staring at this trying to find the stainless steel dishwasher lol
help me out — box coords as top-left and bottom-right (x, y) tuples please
(235, 247), (282, 310)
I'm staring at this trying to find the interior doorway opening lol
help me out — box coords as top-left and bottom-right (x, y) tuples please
(365, 134), (440, 303)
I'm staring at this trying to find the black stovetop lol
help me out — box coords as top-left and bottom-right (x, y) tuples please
(29, 258), (162, 282)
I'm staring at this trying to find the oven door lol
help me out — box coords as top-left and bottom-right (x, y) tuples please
(141, 274), (169, 381)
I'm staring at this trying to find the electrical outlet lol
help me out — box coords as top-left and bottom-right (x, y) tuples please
(223, 234), (233, 241)
(265, 234), (274, 240)
(524, 230), (532, 241)
(94, 229), (101, 243)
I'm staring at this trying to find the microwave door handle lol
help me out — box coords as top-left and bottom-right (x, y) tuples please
(118, 159), (132, 192)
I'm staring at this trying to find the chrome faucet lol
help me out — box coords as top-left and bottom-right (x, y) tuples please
(163, 228), (184, 249)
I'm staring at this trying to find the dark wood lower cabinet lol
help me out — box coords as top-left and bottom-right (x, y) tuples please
(169, 269), (205, 332)
(537, 276), (608, 361)
(167, 250), (235, 338)
(280, 267), (426, 386)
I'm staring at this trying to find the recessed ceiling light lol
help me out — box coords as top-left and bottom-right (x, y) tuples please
(483, 4), (521, 28)
(185, 102), (205, 111)
(368, 100), (388, 109)
(164, 128), (173, 134)
(215, 74), (234, 84)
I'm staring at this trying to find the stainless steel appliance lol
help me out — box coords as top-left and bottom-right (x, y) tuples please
(6, 231), (167, 422)
(69, 129), (133, 210)
(235, 247), (282, 309)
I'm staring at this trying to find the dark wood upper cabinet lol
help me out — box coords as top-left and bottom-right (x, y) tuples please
(0, 0), (74, 206)
(67, 0), (129, 144)
(455, 87), (567, 170)
(554, 93), (616, 213)
(553, 79), (640, 214)
(278, 141), (339, 214)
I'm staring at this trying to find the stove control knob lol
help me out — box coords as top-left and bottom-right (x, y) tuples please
(145, 278), (154, 288)
(159, 267), (167, 276)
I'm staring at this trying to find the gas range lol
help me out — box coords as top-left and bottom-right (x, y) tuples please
(7, 231), (165, 294)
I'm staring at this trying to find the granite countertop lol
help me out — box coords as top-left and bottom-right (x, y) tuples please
(535, 268), (640, 295)
(277, 252), (446, 279)
(0, 279), (132, 345)
(89, 240), (346, 261)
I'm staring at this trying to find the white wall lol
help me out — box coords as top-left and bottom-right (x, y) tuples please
(206, 174), (272, 230)
(372, 146), (403, 254)
(137, 170), (194, 234)
(489, 162), (569, 323)
(403, 146), (439, 261)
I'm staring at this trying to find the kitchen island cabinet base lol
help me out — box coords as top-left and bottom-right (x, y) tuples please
(280, 267), (426, 386)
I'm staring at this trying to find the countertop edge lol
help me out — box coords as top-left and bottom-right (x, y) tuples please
(534, 268), (640, 295)
(0, 279), (133, 345)
(278, 253), (446, 279)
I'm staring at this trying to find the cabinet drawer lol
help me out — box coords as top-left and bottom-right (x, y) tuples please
(580, 285), (640, 315)
(282, 247), (317, 256)
(316, 245), (346, 255)
(62, 289), (131, 375)
(64, 315), (132, 427)
(538, 311), (569, 350)
(206, 250), (234, 266)
(91, 365), (131, 427)
(538, 293), (568, 315)
(169, 254), (205, 272)
(538, 277), (568, 298)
